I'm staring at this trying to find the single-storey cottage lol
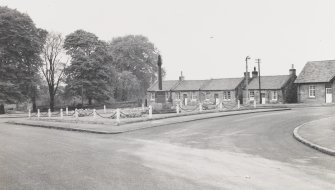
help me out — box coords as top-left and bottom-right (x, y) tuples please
(295, 60), (335, 104)
(243, 66), (297, 104)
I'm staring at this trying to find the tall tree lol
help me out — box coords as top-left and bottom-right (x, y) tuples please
(0, 6), (45, 113)
(109, 35), (162, 99)
(40, 32), (66, 111)
(64, 30), (115, 105)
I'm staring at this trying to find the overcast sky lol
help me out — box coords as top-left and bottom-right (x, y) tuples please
(3, 0), (335, 80)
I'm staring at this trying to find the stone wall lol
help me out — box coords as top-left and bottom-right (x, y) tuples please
(297, 83), (326, 104)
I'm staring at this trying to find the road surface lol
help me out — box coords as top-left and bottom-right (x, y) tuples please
(0, 107), (335, 189)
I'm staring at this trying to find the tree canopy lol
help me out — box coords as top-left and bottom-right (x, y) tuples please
(109, 35), (162, 98)
(0, 6), (45, 103)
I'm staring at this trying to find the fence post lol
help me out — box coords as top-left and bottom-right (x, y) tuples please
(176, 104), (180, 114)
(93, 109), (97, 118)
(148, 105), (153, 119)
(116, 108), (120, 124)
(48, 108), (51, 118)
(37, 109), (40, 119)
(142, 103), (145, 111)
(75, 108), (78, 119)
(66, 107), (68, 116)
(199, 103), (203, 112)
(28, 109), (31, 119)
(253, 100), (256, 108)
(60, 109), (63, 119)
(238, 100), (240, 109)
(104, 105), (106, 113)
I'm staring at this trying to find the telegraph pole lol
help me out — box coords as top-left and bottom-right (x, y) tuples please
(245, 56), (250, 104)
(256, 58), (262, 104)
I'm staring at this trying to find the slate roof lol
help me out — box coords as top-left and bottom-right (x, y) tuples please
(173, 80), (210, 91)
(247, 75), (291, 90)
(295, 60), (335, 83)
(201, 78), (244, 90)
(147, 80), (179, 91)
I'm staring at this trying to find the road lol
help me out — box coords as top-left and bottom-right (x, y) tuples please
(0, 107), (335, 189)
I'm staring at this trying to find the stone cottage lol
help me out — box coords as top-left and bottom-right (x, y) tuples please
(243, 66), (297, 104)
(295, 60), (335, 104)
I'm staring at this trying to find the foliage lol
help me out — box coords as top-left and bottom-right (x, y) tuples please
(64, 30), (115, 105)
(0, 6), (45, 104)
(109, 35), (162, 98)
(114, 71), (141, 101)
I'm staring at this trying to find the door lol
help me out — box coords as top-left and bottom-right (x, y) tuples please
(214, 94), (219, 105)
(326, 88), (332, 103)
(261, 93), (266, 104)
(183, 94), (188, 106)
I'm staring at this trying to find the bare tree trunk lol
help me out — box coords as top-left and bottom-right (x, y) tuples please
(32, 96), (37, 112)
(88, 97), (92, 105)
(0, 104), (5, 114)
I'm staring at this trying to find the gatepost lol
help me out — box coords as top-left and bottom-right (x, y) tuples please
(103, 105), (106, 113)
(28, 109), (31, 119)
(176, 104), (180, 114)
(116, 108), (120, 124)
(148, 105), (153, 119)
(199, 103), (203, 112)
(37, 109), (40, 119)
(238, 100), (240, 109)
(93, 109), (97, 118)
(66, 107), (68, 116)
(60, 109), (63, 119)
(253, 100), (256, 108)
(48, 109), (51, 118)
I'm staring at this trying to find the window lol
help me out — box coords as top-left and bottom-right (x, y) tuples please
(191, 92), (197, 100)
(309, 85), (316, 97)
(206, 92), (211, 100)
(176, 92), (180, 100)
(150, 92), (155, 100)
(249, 91), (255, 100)
(272, 91), (278, 100)
(223, 91), (231, 100)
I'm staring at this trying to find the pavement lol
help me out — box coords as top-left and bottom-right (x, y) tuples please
(1, 107), (335, 189)
(8, 108), (290, 134)
(294, 116), (335, 156)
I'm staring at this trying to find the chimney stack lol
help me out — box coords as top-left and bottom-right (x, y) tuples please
(157, 55), (162, 90)
(179, 71), (185, 81)
(289, 64), (296, 76)
(244, 72), (250, 79)
(252, 67), (258, 78)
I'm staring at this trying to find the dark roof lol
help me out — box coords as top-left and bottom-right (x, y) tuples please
(173, 80), (210, 91)
(295, 60), (335, 83)
(247, 75), (291, 90)
(147, 80), (179, 91)
(201, 78), (243, 90)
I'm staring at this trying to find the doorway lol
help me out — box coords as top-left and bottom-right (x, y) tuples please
(183, 94), (188, 106)
(261, 93), (266, 104)
(326, 88), (332, 103)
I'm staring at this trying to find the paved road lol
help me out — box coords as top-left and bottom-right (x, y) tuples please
(1, 107), (335, 189)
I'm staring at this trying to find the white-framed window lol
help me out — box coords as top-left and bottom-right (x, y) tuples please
(150, 92), (155, 100)
(223, 91), (231, 100)
(175, 92), (180, 100)
(191, 92), (197, 100)
(272, 91), (278, 100)
(249, 91), (255, 100)
(309, 85), (316, 98)
(166, 92), (170, 101)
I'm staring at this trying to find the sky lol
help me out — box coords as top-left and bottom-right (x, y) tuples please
(3, 0), (335, 80)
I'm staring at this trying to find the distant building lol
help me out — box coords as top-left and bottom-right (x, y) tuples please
(295, 60), (335, 104)
(147, 73), (245, 106)
(243, 66), (297, 104)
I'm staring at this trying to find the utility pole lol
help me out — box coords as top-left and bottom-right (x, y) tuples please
(256, 58), (262, 104)
(245, 56), (250, 104)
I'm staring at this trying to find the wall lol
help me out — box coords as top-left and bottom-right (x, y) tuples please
(297, 83), (326, 104)
(243, 89), (283, 104)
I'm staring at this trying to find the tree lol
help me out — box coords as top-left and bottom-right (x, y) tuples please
(64, 30), (115, 105)
(114, 71), (141, 101)
(0, 6), (45, 113)
(40, 32), (66, 111)
(109, 35), (162, 98)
